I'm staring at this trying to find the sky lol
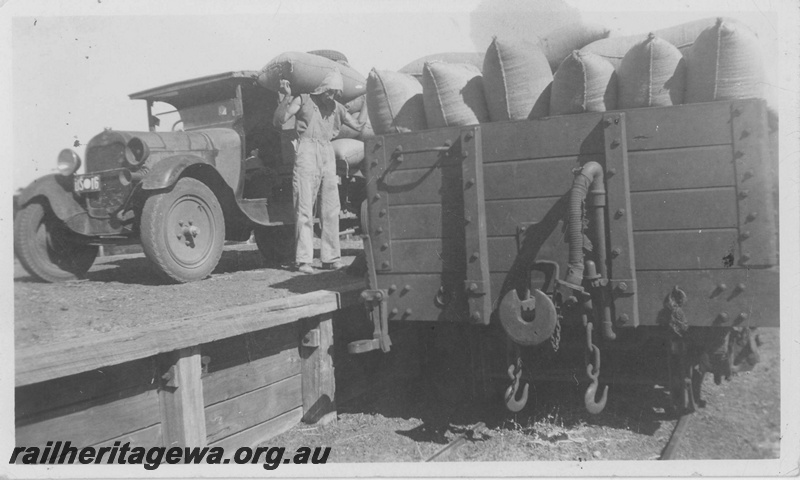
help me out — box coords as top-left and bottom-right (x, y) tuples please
(1, 0), (793, 191)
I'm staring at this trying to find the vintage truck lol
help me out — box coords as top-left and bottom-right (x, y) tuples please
(14, 71), (366, 283)
(351, 97), (778, 414)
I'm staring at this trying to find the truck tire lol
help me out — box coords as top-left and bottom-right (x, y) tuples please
(254, 224), (295, 264)
(140, 177), (225, 283)
(14, 200), (98, 282)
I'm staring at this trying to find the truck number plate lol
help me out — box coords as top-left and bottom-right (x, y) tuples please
(74, 175), (101, 193)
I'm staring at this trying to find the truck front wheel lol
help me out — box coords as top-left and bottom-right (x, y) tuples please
(14, 200), (98, 282)
(140, 177), (225, 283)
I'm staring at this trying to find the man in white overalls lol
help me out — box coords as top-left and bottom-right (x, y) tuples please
(273, 71), (363, 273)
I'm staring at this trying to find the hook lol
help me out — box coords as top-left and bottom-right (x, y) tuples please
(504, 364), (529, 412)
(584, 345), (607, 414)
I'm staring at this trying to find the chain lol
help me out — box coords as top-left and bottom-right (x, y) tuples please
(549, 316), (561, 352)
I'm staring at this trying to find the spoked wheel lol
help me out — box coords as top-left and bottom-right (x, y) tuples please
(140, 177), (225, 283)
(14, 200), (98, 282)
(254, 224), (295, 264)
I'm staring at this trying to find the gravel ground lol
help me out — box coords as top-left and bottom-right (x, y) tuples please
(273, 330), (781, 462)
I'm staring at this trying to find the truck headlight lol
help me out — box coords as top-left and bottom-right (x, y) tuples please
(57, 149), (81, 176)
(124, 137), (149, 169)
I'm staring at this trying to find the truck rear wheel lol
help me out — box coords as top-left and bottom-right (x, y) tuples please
(140, 177), (225, 283)
(14, 200), (98, 282)
(254, 224), (295, 264)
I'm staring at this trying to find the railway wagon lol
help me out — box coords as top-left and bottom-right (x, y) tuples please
(351, 98), (778, 413)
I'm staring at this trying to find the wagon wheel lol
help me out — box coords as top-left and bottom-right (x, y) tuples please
(14, 200), (98, 282)
(140, 177), (225, 283)
(254, 224), (295, 264)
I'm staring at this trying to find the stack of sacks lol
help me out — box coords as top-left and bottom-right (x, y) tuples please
(258, 51), (366, 103)
(618, 33), (686, 108)
(550, 51), (617, 115)
(482, 37), (552, 121)
(684, 18), (764, 104)
(399, 52), (485, 80)
(540, 22), (614, 73)
(366, 69), (427, 134)
(580, 17), (746, 69)
(422, 62), (490, 128)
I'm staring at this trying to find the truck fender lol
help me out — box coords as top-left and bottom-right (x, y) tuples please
(140, 155), (215, 191)
(17, 174), (86, 222)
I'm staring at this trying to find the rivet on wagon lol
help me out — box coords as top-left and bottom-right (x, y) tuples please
(402, 284), (412, 293)
(735, 312), (749, 324)
(735, 283), (747, 293)
(379, 209), (387, 217)
(464, 215), (472, 224)
(468, 283), (479, 293)
(405, 308), (413, 316)
(611, 248), (622, 258)
(464, 132), (474, 141)
(610, 139), (620, 148)
(374, 193), (381, 201)
(617, 314), (629, 325)
(739, 189), (750, 199)
(391, 308), (399, 315)
(465, 178), (475, 188)
(381, 261), (390, 269)
(715, 283), (728, 293)
(733, 150), (744, 159)
(716, 312), (730, 323)
(743, 169), (754, 180)
(604, 118), (613, 127)
(740, 129), (750, 139)
(371, 160), (379, 167)
(471, 311), (482, 321)
(388, 284), (397, 294)
(376, 227), (383, 234)
(740, 231), (751, 240)
(746, 212), (758, 222)
(616, 282), (628, 292)
(470, 251), (480, 261)
(607, 168), (617, 177)
(381, 243), (389, 251)
(740, 252), (751, 263)
(615, 209), (626, 219)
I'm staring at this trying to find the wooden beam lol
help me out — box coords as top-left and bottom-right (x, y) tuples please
(301, 313), (336, 425)
(157, 346), (207, 448)
(17, 281), (362, 387)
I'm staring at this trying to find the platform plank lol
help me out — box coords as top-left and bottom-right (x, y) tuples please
(16, 280), (363, 387)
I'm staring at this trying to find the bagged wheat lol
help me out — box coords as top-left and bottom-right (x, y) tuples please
(366, 69), (427, 134)
(257, 51), (366, 103)
(618, 33), (686, 108)
(482, 37), (553, 121)
(653, 17), (747, 55)
(399, 52), (484, 79)
(422, 62), (490, 128)
(541, 22), (614, 72)
(684, 18), (765, 104)
(332, 138), (365, 169)
(307, 49), (349, 65)
(580, 17), (746, 69)
(550, 51), (617, 115)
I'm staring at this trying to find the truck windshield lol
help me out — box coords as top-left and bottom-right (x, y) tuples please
(152, 99), (240, 132)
